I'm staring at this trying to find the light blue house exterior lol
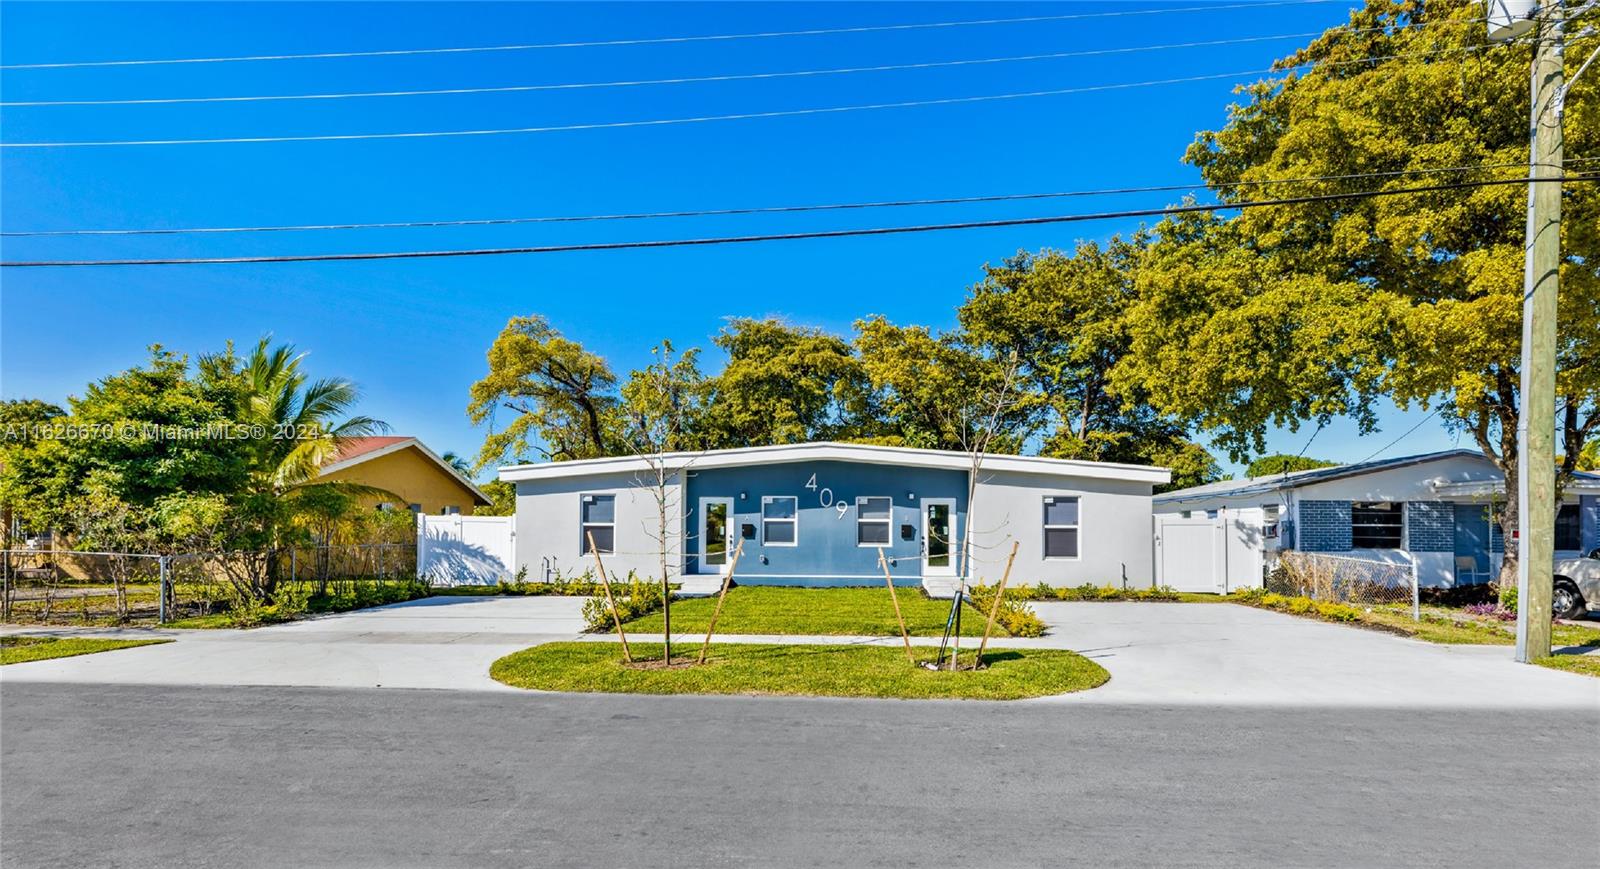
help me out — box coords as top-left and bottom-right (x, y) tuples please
(500, 442), (1170, 596)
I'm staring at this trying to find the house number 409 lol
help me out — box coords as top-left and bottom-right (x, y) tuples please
(805, 473), (851, 519)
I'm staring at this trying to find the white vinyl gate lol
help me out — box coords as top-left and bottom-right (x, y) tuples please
(1152, 509), (1266, 593)
(416, 514), (515, 586)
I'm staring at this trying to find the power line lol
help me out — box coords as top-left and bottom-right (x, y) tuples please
(0, 32), (1345, 108)
(0, 46), (1499, 149)
(12, 158), (1595, 238)
(4, 174), (1591, 268)
(1355, 410), (1441, 465)
(0, 1), (1337, 70)
(6, 15), (1496, 109)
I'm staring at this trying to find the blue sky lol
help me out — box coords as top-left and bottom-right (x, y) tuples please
(0, 0), (1466, 479)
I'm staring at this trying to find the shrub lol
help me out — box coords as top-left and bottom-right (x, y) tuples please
(965, 585), (1047, 637)
(1463, 602), (1516, 622)
(581, 571), (668, 632)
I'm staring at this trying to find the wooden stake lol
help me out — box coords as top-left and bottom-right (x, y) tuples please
(697, 539), (744, 665)
(974, 541), (1020, 669)
(588, 531), (631, 664)
(879, 549), (915, 664)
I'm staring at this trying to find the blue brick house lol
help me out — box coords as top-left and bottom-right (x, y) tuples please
(1152, 449), (1600, 591)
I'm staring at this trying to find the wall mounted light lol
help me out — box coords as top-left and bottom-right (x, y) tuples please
(739, 492), (747, 500)
(907, 492), (916, 500)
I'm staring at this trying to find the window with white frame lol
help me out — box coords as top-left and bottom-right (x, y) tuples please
(762, 496), (797, 546)
(580, 494), (615, 554)
(1043, 496), (1080, 559)
(857, 497), (892, 546)
(1350, 501), (1403, 549)
(1262, 504), (1281, 539)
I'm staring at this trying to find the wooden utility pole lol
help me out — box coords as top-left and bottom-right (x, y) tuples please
(1513, 0), (1565, 663)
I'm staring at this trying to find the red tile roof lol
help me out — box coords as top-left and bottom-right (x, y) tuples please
(326, 436), (412, 465)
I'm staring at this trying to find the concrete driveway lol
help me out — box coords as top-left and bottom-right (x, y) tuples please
(2, 597), (1595, 708)
(0, 595), (590, 691)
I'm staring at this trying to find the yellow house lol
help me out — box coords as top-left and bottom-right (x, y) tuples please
(319, 436), (490, 516)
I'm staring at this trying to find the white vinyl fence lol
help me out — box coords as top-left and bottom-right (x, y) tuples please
(1153, 509), (1267, 593)
(416, 514), (515, 586)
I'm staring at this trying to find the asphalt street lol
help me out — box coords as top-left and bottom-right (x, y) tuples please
(3, 681), (1595, 869)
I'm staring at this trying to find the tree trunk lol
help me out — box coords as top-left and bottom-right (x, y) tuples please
(1495, 465), (1519, 596)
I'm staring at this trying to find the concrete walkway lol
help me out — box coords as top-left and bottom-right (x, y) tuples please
(3, 597), (1596, 708)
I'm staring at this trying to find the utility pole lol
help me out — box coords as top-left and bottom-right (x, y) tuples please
(1494, 0), (1565, 662)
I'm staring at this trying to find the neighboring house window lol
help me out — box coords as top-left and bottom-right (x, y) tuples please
(1179, 510), (1192, 519)
(1262, 504), (1281, 539)
(441, 505), (461, 515)
(1556, 503), (1581, 551)
(376, 502), (395, 512)
(580, 494), (615, 554)
(857, 497), (892, 546)
(762, 496), (798, 546)
(408, 503), (423, 514)
(1351, 501), (1404, 548)
(1043, 496), (1080, 559)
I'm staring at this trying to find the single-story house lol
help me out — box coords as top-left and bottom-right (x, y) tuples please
(320, 436), (491, 516)
(1151, 449), (1600, 593)
(497, 442), (1170, 596)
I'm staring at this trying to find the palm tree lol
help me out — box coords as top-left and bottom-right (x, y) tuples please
(439, 451), (475, 476)
(238, 337), (388, 496)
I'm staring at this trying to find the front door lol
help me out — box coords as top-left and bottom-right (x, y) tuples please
(922, 498), (957, 577)
(698, 497), (734, 574)
(1453, 504), (1491, 586)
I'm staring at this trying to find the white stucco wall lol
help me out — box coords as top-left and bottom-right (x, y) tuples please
(512, 470), (685, 582)
(967, 470), (1155, 587)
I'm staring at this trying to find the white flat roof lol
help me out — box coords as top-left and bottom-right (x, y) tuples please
(498, 441), (1171, 485)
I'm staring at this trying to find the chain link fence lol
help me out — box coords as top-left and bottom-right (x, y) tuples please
(2, 543), (418, 626)
(1269, 551), (1419, 618)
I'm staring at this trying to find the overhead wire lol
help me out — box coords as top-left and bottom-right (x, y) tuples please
(3, 174), (1592, 267)
(10, 157), (1596, 237)
(2, 17), (1497, 108)
(0, 1), (1340, 70)
(0, 44), (1512, 149)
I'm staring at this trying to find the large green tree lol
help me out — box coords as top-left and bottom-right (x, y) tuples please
(702, 318), (865, 447)
(852, 316), (1039, 452)
(468, 316), (621, 466)
(959, 246), (1222, 490)
(1114, 0), (1599, 585)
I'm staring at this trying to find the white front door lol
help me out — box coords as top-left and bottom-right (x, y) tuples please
(922, 498), (957, 577)
(698, 497), (734, 574)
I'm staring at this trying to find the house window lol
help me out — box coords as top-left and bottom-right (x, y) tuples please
(441, 505), (461, 515)
(762, 496), (797, 546)
(1351, 501), (1404, 549)
(857, 497), (892, 546)
(408, 503), (423, 514)
(1556, 503), (1581, 551)
(580, 494), (615, 554)
(1043, 496), (1080, 559)
(376, 502), (395, 512)
(1262, 504), (1282, 539)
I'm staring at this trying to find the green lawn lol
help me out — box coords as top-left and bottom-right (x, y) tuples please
(0, 635), (171, 665)
(1536, 654), (1600, 678)
(490, 642), (1107, 700)
(618, 586), (1003, 636)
